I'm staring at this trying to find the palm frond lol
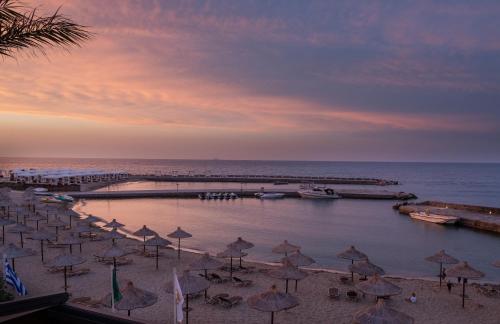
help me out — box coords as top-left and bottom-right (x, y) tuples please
(0, 0), (92, 58)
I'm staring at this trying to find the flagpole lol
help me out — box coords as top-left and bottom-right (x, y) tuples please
(173, 268), (177, 324)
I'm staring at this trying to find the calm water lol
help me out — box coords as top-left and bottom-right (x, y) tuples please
(2, 157), (500, 280)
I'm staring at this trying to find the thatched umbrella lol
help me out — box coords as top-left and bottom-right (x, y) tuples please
(349, 260), (385, 281)
(268, 258), (307, 293)
(165, 270), (210, 324)
(61, 209), (80, 229)
(47, 217), (67, 241)
(353, 299), (414, 324)
(247, 284), (299, 324)
(99, 244), (128, 268)
(104, 218), (125, 229)
(338, 245), (368, 282)
(0, 218), (15, 245)
(133, 225), (156, 253)
(425, 249), (459, 287)
(272, 240), (300, 257)
(217, 246), (245, 279)
(59, 233), (84, 254)
(282, 250), (315, 291)
(103, 228), (126, 245)
(7, 223), (34, 248)
(27, 213), (47, 231)
(228, 237), (254, 268)
(30, 229), (56, 262)
(356, 275), (402, 299)
(189, 252), (223, 279)
(167, 227), (192, 260)
(1, 243), (36, 271)
(145, 235), (172, 270)
(446, 261), (484, 308)
(47, 254), (86, 292)
(102, 281), (158, 317)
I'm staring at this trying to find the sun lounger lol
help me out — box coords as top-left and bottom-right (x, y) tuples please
(329, 287), (340, 299)
(67, 268), (90, 277)
(209, 273), (229, 283)
(347, 290), (359, 302)
(219, 296), (242, 308)
(340, 276), (350, 285)
(206, 293), (229, 305)
(70, 297), (101, 308)
(232, 276), (252, 287)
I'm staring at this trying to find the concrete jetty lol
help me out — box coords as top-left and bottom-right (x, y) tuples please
(66, 188), (416, 200)
(396, 201), (500, 233)
(134, 174), (398, 186)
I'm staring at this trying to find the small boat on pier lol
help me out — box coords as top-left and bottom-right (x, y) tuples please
(409, 211), (458, 225)
(298, 187), (341, 199)
(255, 192), (285, 199)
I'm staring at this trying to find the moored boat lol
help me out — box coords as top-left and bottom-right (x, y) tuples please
(298, 187), (341, 199)
(255, 192), (285, 199)
(409, 211), (458, 224)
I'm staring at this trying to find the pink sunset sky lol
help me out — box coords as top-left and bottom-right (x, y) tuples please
(1, 0), (499, 162)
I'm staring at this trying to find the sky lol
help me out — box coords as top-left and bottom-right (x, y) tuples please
(1, 0), (500, 162)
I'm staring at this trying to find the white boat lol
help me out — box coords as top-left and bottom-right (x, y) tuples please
(409, 211), (458, 224)
(53, 194), (75, 203)
(298, 187), (341, 199)
(255, 192), (285, 199)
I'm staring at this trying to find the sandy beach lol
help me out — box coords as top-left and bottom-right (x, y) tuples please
(1, 192), (500, 323)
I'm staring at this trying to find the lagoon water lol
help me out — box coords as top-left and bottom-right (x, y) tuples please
(2, 157), (500, 280)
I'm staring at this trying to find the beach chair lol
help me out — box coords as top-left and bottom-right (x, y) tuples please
(219, 296), (243, 308)
(206, 293), (229, 305)
(70, 297), (101, 308)
(239, 266), (256, 274)
(209, 273), (228, 283)
(346, 290), (359, 302)
(67, 268), (90, 277)
(232, 276), (252, 287)
(329, 287), (340, 299)
(340, 276), (350, 285)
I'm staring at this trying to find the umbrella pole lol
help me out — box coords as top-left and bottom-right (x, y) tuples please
(239, 256), (242, 268)
(185, 294), (189, 324)
(156, 245), (159, 270)
(56, 227), (59, 241)
(36, 220), (39, 230)
(205, 269), (208, 280)
(114, 257), (117, 269)
(70, 244), (73, 254)
(64, 266), (68, 292)
(295, 280), (298, 292)
(41, 240), (44, 262)
(143, 236), (146, 253)
(285, 279), (289, 293)
(128, 310), (130, 317)
(178, 238), (181, 259)
(79, 243), (82, 253)
(2, 226), (4, 245)
(462, 281), (466, 308)
(20, 232), (23, 248)
(230, 257), (233, 279)
(12, 258), (15, 272)
(271, 311), (274, 324)
(439, 263), (443, 287)
(351, 259), (354, 282)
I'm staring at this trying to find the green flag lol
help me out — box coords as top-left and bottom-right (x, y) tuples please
(112, 266), (122, 303)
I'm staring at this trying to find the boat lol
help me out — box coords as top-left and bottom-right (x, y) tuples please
(255, 192), (285, 199)
(40, 197), (62, 204)
(33, 188), (51, 196)
(409, 211), (458, 224)
(53, 194), (75, 203)
(298, 187), (341, 199)
(229, 193), (238, 199)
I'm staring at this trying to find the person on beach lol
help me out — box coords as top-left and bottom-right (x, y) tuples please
(458, 276), (462, 283)
(409, 292), (417, 303)
(447, 280), (453, 293)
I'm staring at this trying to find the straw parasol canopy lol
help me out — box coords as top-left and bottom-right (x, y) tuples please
(356, 275), (402, 299)
(47, 253), (86, 292)
(166, 270), (210, 324)
(133, 225), (156, 253)
(282, 250), (315, 267)
(27, 213), (47, 230)
(104, 218), (125, 229)
(7, 223), (34, 248)
(189, 252), (223, 279)
(1, 243), (36, 271)
(59, 233), (84, 254)
(30, 229), (56, 262)
(349, 260), (385, 279)
(446, 261), (485, 308)
(47, 217), (67, 241)
(272, 240), (300, 256)
(228, 237), (254, 268)
(353, 299), (414, 324)
(145, 235), (172, 270)
(217, 246), (245, 279)
(425, 250), (459, 286)
(268, 258), (308, 293)
(337, 245), (368, 262)
(247, 284), (299, 324)
(103, 228), (126, 245)
(99, 244), (128, 268)
(0, 217), (15, 245)
(61, 209), (81, 228)
(103, 281), (158, 317)
(167, 226), (192, 259)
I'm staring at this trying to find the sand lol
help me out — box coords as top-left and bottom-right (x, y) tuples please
(1, 196), (500, 323)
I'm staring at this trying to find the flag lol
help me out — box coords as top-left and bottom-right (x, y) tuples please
(3, 254), (27, 296)
(173, 268), (184, 323)
(111, 265), (122, 311)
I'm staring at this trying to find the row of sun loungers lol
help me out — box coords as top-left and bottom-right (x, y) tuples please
(206, 293), (243, 308)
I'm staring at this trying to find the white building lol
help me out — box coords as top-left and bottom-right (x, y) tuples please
(9, 168), (128, 186)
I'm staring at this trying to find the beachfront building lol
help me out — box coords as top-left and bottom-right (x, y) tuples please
(8, 168), (128, 186)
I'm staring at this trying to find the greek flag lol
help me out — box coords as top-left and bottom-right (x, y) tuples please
(3, 254), (27, 296)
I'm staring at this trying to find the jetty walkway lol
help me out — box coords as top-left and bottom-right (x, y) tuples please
(67, 188), (416, 200)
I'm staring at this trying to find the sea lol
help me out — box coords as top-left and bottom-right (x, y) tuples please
(1, 157), (500, 280)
